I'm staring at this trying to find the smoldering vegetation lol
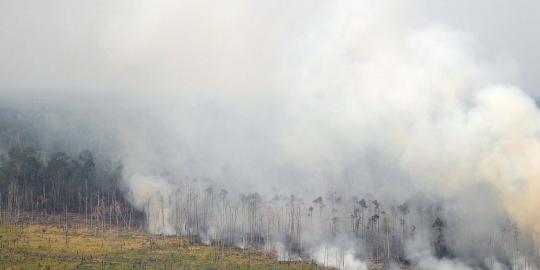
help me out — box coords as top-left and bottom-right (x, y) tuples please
(134, 178), (540, 270)
(2, 108), (539, 269)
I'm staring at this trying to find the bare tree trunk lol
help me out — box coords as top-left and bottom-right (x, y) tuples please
(64, 206), (69, 246)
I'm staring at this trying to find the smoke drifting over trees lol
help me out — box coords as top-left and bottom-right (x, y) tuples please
(0, 111), (142, 229)
(2, 0), (540, 269)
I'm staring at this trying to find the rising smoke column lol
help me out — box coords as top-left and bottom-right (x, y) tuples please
(115, 1), (540, 268)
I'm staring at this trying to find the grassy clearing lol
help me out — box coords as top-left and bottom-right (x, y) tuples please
(0, 223), (326, 270)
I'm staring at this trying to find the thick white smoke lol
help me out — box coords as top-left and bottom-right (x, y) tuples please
(107, 0), (540, 234)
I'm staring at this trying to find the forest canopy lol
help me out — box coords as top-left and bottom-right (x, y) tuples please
(0, 108), (138, 227)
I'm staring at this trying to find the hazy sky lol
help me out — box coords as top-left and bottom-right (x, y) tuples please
(417, 0), (540, 97)
(0, 0), (539, 98)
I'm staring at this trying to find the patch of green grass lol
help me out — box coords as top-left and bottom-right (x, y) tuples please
(0, 223), (327, 270)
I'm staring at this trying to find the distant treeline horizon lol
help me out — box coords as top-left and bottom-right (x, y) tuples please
(0, 108), (143, 229)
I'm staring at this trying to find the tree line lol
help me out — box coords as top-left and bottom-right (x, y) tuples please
(138, 180), (539, 270)
(0, 144), (142, 229)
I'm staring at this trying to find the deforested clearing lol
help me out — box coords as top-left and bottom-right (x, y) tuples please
(0, 215), (329, 270)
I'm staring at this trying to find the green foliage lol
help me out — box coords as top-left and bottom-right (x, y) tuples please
(0, 143), (131, 218)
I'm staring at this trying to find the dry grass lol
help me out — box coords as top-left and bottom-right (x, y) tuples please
(0, 221), (328, 270)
